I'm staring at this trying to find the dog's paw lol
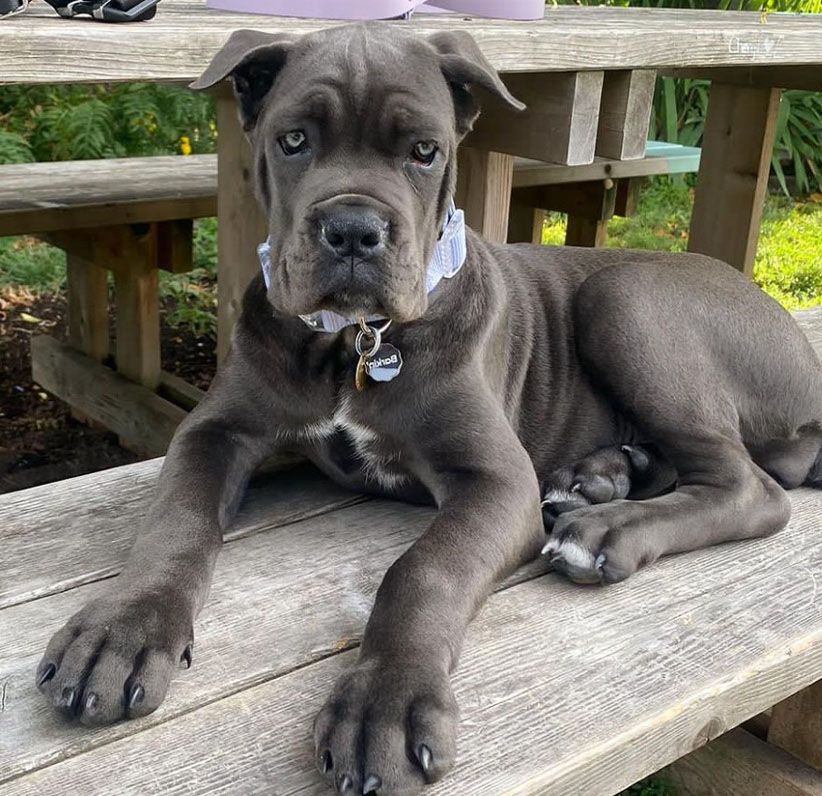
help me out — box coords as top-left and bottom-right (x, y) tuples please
(314, 659), (458, 795)
(36, 589), (193, 726)
(542, 501), (655, 585)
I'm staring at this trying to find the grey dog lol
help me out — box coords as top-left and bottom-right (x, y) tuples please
(36, 22), (822, 796)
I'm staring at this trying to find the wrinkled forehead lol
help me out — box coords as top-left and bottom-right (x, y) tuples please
(264, 25), (455, 134)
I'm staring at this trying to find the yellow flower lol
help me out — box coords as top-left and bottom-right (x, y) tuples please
(180, 135), (192, 156)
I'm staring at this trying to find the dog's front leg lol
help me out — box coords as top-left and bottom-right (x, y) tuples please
(36, 357), (281, 725)
(314, 399), (543, 795)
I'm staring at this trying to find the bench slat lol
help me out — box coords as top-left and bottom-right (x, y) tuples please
(2, 488), (822, 795)
(0, 155), (217, 236)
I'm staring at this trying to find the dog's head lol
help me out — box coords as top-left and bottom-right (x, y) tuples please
(192, 24), (522, 322)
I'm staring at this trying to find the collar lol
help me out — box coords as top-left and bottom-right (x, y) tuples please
(257, 200), (466, 334)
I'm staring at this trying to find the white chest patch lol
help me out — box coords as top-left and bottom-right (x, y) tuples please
(281, 398), (408, 491)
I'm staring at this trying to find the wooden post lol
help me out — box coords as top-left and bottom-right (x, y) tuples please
(216, 89), (267, 363)
(596, 70), (656, 160)
(114, 263), (160, 391)
(507, 205), (546, 244)
(565, 215), (608, 247)
(65, 255), (108, 362)
(688, 83), (781, 277)
(665, 728), (822, 796)
(455, 148), (514, 244)
(769, 681), (822, 770)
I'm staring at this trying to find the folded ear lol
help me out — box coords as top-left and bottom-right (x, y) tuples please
(427, 30), (525, 138)
(190, 29), (297, 132)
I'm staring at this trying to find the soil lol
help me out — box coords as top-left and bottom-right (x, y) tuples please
(0, 287), (216, 494)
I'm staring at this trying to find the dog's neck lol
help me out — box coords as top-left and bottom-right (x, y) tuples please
(257, 201), (467, 334)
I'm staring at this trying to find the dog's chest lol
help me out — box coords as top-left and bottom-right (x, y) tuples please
(288, 397), (410, 493)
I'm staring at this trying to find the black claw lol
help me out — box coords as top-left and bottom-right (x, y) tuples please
(418, 744), (433, 773)
(60, 686), (77, 711)
(127, 683), (145, 710)
(363, 774), (381, 794)
(337, 774), (352, 793)
(321, 750), (333, 774)
(84, 692), (98, 713)
(37, 663), (56, 688)
(181, 643), (193, 669)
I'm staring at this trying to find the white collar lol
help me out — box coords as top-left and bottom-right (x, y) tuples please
(257, 201), (467, 333)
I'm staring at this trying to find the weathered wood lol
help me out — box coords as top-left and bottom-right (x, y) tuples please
(513, 180), (617, 221)
(4, 4), (822, 85)
(157, 370), (206, 410)
(156, 219), (194, 274)
(507, 205), (545, 244)
(596, 70), (656, 161)
(512, 141), (701, 188)
(0, 155), (216, 236)
(114, 264), (161, 390)
(566, 214), (608, 247)
(455, 148), (514, 243)
(3, 487), (822, 794)
(615, 178), (642, 218)
(688, 83), (781, 276)
(65, 254), (108, 362)
(769, 680), (822, 770)
(31, 334), (184, 457)
(467, 71), (604, 166)
(216, 90), (267, 362)
(665, 728), (822, 796)
(664, 66), (822, 91)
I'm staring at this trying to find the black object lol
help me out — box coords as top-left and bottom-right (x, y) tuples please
(1, 0), (159, 20)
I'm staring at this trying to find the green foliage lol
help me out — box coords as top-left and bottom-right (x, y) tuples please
(0, 83), (215, 163)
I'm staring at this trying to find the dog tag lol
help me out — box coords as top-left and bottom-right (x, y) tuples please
(365, 344), (403, 383)
(355, 356), (367, 392)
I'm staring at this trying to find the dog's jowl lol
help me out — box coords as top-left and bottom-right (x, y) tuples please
(36, 23), (822, 795)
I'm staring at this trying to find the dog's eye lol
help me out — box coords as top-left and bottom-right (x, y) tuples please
(279, 130), (308, 155)
(410, 140), (438, 166)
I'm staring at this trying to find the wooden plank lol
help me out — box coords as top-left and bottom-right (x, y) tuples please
(31, 334), (183, 457)
(665, 728), (822, 796)
(156, 219), (195, 274)
(114, 264), (161, 390)
(4, 4), (822, 85)
(566, 215), (608, 247)
(0, 458), (364, 610)
(507, 205), (546, 244)
(455, 148), (514, 244)
(65, 255), (109, 362)
(512, 179), (617, 220)
(467, 72), (604, 166)
(216, 90), (267, 362)
(157, 370), (206, 410)
(663, 67), (822, 91)
(688, 83), (780, 277)
(3, 487), (822, 794)
(596, 70), (656, 161)
(769, 681), (822, 770)
(0, 155), (216, 236)
(512, 144), (701, 188)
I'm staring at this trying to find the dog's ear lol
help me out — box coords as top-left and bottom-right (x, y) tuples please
(190, 29), (296, 132)
(427, 31), (525, 137)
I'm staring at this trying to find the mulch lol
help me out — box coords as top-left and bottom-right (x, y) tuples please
(0, 287), (216, 494)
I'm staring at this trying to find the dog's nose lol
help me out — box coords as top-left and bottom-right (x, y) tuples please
(320, 209), (387, 260)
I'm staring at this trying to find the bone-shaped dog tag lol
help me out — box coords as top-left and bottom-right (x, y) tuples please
(365, 344), (403, 383)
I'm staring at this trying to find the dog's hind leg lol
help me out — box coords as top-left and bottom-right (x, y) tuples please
(749, 425), (822, 489)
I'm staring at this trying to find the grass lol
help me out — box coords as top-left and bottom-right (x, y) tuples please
(543, 178), (822, 310)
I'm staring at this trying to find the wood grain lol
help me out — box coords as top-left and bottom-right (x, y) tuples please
(467, 72), (604, 166)
(666, 728), (822, 796)
(3, 487), (822, 794)
(688, 83), (780, 276)
(769, 680), (822, 770)
(216, 91), (267, 361)
(507, 205), (545, 244)
(663, 66), (822, 91)
(4, 4), (822, 85)
(566, 215), (608, 247)
(0, 155), (216, 236)
(455, 148), (514, 243)
(65, 255), (109, 362)
(114, 263), (161, 390)
(596, 70), (656, 161)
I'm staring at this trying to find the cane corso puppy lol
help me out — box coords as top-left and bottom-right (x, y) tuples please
(37, 23), (822, 795)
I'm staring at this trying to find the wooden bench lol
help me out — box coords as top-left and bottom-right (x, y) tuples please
(0, 155), (217, 455)
(1, 309), (821, 794)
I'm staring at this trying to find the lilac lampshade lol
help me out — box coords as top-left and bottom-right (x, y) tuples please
(205, 0), (545, 21)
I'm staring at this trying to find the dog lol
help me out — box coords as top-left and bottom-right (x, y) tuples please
(36, 23), (822, 796)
